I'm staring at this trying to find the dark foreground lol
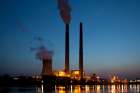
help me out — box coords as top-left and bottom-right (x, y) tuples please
(1, 75), (139, 86)
(0, 84), (140, 93)
(0, 75), (140, 93)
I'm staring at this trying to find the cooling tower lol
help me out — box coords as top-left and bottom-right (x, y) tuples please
(36, 46), (53, 76)
(42, 58), (52, 75)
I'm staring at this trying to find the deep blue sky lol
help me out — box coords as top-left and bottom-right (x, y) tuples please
(0, 0), (140, 79)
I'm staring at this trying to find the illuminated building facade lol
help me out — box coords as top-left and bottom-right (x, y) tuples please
(54, 70), (70, 77)
(71, 70), (80, 80)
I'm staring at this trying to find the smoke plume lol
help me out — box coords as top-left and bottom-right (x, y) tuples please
(30, 36), (53, 60)
(58, 0), (71, 24)
(36, 46), (53, 60)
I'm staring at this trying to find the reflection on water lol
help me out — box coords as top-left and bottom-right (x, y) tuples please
(0, 84), (140, 93)
(36, 84), (44, 93)
(107, 85), (128, 93)
(36, 84), (140, 93)
(130, 84), (140, 93)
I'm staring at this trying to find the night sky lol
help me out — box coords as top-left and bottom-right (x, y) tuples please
(0, 0), (140, 79)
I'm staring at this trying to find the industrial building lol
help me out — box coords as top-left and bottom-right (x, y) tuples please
(38, 22), (84, 80)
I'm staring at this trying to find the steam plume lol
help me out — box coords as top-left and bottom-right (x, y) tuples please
(58, 0), (71, 24)
(30, 36), (53, 60)
(36, 46), (53, 60)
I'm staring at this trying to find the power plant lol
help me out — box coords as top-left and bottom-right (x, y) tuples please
(36, 0), (84, 79)
(37, 22), (84, 79)
(37, 0), (84, 78)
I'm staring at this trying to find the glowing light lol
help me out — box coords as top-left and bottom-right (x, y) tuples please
(58, 71), (65, 77)
(74, 71), (79, 74)
(111, 85), (116, 93)
(70, 85), (73, 93)
(111, 80), (114, 83)
(73, 86), (81, 93)
(71, 70), (80, 80)
(58, 86), (66, 90)
(41, 84), (44, 93)
(54, 70), (69, 77)
(97, 85), (100, 93)
(96, 76), (100, 79)
(56, 86), (66, 93)
(41, 80), (44, 84)
(58, 90), (66, 93)
(85, 85), (90, 93)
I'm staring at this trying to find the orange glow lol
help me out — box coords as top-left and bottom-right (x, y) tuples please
(110, 75), (120, 83)
(74, 71), (79, 74)
(54, 70), (70, 77)
(97, 85), (100, 93)
(58, 90), (65, 93)
(71, 70), (80, 80)
(85, 85), (90, 92)
(58, 71), (65, 77)
(73, 86), (81, 93)
(57, 87), (66, 93)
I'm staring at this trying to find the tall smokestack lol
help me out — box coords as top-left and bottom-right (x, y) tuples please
(65, 23), (69, 73)
(79, 22), (83, 79)
(58, 0), (71, 73)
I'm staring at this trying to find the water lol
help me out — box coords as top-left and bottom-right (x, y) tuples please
(0, 84), (140, 93)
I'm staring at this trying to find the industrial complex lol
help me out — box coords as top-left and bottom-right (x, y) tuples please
(38, 22), (85, 82)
